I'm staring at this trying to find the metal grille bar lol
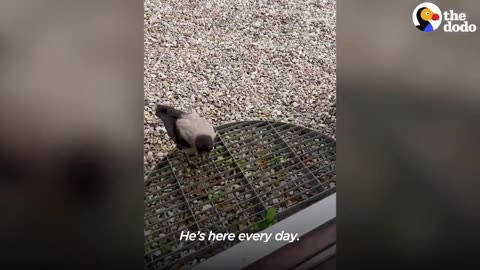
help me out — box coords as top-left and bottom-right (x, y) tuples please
(145, 121), (336, 269)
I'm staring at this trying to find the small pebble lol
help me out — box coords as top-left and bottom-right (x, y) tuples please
(202, 204), (212, 211)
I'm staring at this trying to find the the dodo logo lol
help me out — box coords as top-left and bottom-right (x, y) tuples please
(413, 2), (477, 33)
(412, 2), (442, 32)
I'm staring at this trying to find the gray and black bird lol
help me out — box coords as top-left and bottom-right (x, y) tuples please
(155, 104), (217, 168)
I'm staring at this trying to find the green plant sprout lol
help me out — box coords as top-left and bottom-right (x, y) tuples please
(271, 156), (285, 166)
(214, 146), (226, 155)
(238, 159), (247, 170)
(208, 190), (225, 204)
(215, 156), (225, 167)
(161, 243), (172, 254)
(250, 207), (278, 233)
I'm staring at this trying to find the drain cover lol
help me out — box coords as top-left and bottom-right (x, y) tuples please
(145, 121), (336, 270)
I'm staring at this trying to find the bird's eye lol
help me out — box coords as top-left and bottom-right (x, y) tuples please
(426, 12), (429, 15)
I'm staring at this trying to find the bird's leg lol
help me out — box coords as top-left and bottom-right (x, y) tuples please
(183, 152), (198, 169)
(200, 151), (209, 166)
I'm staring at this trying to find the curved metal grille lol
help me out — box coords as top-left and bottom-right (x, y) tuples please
(144, 121), (336, 270)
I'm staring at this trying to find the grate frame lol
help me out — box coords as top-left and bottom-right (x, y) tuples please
(144, 121), (336, 270)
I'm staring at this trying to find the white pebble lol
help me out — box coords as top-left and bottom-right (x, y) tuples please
(202, 204), (212, 211)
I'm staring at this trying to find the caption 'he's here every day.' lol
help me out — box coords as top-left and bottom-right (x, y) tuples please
(180, 230), (300, 243)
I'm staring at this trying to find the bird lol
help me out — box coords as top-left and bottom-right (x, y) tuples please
(155, 104), (217, 168)
(416, 7), (440, 32)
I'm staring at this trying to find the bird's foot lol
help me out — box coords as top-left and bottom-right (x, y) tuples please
(184, 153), (199, 169)
(187, 160), (199, 169)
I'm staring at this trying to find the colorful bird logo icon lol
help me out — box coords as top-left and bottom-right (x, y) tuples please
(416, 7), (440, 32)
(413, 3), (442, 32)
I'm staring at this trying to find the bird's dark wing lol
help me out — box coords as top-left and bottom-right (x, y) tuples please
(172, 124), (191, 150)
(155, 105), (191, 149)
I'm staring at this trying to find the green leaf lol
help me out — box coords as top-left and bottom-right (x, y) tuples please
(159, 237), (167, 245)
(215, 146), (226, 154)
(161, 243), (172, 254)
(250, 223), (260, 233)
(248, 208), (278, 233)
(238, 159), (247, 170)
(271, 157), (281, 165)
(215, 156), (225, 167)
(265, 207), (278, 225)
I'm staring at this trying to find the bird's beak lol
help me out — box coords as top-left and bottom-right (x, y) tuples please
(432, 13), (439, 21)
(201, 152), (209, 163)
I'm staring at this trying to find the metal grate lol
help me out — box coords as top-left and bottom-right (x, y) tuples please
(144, 121), (336, 270)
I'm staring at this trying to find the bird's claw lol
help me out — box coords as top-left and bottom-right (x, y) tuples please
(188, 162), (199, 169)
(184, 152), (200, 169)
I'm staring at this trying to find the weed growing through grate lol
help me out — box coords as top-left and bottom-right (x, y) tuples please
(250, 207), (278, 232)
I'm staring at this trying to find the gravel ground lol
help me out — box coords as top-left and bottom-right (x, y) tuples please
(144, 0), (336, 174)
